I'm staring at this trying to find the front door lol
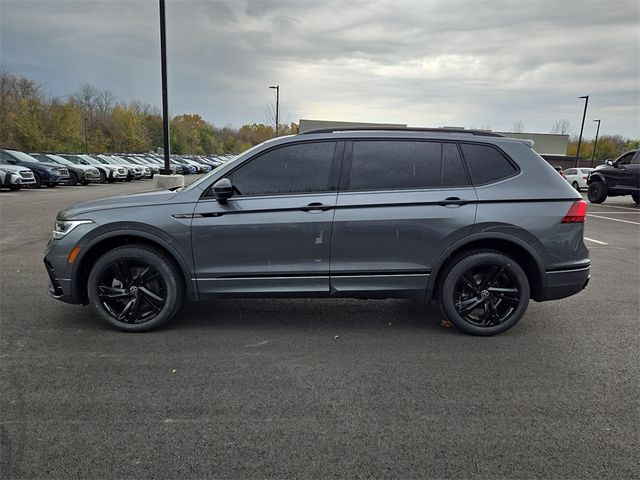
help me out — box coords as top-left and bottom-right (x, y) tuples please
(191, 140), (342, 297)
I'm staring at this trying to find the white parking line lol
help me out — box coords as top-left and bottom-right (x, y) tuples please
(584, 237), (608, 245)
(588, 211), (640, 215)
(589, 203), (640, 212)
(587, 214), (640, 225)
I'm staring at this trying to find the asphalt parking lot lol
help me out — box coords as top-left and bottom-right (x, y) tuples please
(1, 180), (638, 479)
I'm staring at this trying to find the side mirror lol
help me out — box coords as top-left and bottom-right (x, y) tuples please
(7, 158), (16, 164)
(212, 178), (233, 204)
(605, 159), (614, 166)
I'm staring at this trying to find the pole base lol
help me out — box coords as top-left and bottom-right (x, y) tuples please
(154, 174), (184, 190)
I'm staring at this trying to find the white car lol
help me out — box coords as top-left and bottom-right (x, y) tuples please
(0, 164), (37, 190)
(564, 167), (593, 191)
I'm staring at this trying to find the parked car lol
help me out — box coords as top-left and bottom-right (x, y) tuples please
(45, 127), (589, 335)
(587, 150), (640, 204)
(30, 153), (101, 186)
(96, 155), (143, 180)
(0, 149), (70, 188)
(564, 167), (593, 191)
(0, 163), (36, 190)
(60, 154), (127, 183)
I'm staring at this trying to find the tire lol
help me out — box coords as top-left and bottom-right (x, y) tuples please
(107, 176), (115, 183)
(98, 171), (107, 183)
(27, 172), (42, 189)
(87, 245), (184, 332)
(46, 182), (58, 188)
(67, 171), (78, 186)
(439, 250), (530, 336)
(8, 185), (21, 191)
(125, 175), (132, 182)
(572, 181), (580, 191)
(587, 181), (607, 203)
(632, 192), (640, 205)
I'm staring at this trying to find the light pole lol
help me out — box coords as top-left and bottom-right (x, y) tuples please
(269, 85), (279, 136)
(575, 95), (589, 167)
(83, 117), (88, 153)
(159, 0), (171, 175)
(591, 119), (601, 167)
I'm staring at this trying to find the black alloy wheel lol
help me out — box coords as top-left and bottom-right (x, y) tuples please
(587, 181), (607, 203)
(440, 251), (530, 335)
(87, 246), (183, 332)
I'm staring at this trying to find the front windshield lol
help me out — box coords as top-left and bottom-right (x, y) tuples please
(47, 154), (75, 166)
(7, 150), (40, 163)
(79, 155), (101, 165)
(31, 154), (55, 164)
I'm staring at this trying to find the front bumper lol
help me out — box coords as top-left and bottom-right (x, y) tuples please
(539, 264), (590, 301)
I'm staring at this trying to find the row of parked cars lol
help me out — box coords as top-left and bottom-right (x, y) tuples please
(0, 149), (235, 190)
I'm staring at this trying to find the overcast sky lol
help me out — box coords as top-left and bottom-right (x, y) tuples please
(1, 0), (638, 137)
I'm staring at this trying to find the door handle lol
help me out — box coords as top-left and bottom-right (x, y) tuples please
(437, 197), (470, 206)
(300, 202), (331, 212)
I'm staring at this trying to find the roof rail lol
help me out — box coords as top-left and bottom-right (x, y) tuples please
(299, 126), (505, 137)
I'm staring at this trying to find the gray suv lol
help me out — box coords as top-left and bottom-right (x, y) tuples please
(44, 128), (590, 335)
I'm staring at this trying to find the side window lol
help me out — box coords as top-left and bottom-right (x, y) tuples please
(230, 142), (336, 196)
(460, 143), (517, 185)
(565, 169), (576, 175)
(630, 153), (640, 165)
(442, 143), (470, 186)
(345, 141), (469, 191)
(617, 152), (635, 165)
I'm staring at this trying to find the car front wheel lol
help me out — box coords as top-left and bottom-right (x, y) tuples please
(587, 181), (607, 203)
(87, 245), (184, 332)
(439, 251), (530, 336)
(632, 192), (640, 205)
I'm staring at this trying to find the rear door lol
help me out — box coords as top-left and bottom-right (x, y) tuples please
(191, 140), (342, 297)
(329, 139), (477, 298)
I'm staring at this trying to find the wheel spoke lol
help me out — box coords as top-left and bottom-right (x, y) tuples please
(457, 297), (483, 315)
(492, 292), (520, 305)
(135, 267), (160, 285)
(114, 260), (131, 287)
(128, 295), (141, 323)
(487, 298), (499, 325)
(139, 287), (165, 310)
(98, 286), (130, 299)
(479, 265), (503, 290)
(117, 298), (135, 321)
(461, 273), (478, 292)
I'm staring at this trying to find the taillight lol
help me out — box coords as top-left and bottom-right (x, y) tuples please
(562, 200), (587, 223)
(582, 176), (588, 179)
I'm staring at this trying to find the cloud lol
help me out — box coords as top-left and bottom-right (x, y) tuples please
(1, 0), (638, 136)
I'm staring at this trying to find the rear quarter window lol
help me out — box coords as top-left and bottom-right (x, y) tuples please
(460, 143), (517, 185)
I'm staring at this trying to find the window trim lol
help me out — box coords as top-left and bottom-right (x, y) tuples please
(201, 139), (343, 199)
(338, 138), (473, 193)
(458, 141), (521, 186)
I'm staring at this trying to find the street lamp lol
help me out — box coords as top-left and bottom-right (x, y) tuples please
(591, 119), (601, 167)
(575, 95), (589, 167)
(83, 117), (88, 153)
(269, 85), (279, 136)
(158, 0), (171, 175)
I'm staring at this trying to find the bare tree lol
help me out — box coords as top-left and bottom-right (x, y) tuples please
(512, 121), (524, 133)
(263, 102), (289, 134)
(96, 89), (116, 115)
(551, 118), (571, 135)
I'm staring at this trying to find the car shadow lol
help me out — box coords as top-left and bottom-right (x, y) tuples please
(164, 298), (455, 334)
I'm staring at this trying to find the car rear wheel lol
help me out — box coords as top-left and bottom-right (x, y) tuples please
(587, 181), (607, 203)
(632, 192), (640, 205)
(27, 172), (42, 189)
(572, 181), (580, 191)
(439, 251), (530, 336)
(87, 245), (184, 332)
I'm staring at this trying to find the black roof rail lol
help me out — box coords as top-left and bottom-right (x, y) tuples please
(299, 126), (505, 137)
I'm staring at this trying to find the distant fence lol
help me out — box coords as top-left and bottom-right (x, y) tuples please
(540, 155), (598, 169)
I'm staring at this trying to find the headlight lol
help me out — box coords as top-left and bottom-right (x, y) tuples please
(53, 220), (93, 239)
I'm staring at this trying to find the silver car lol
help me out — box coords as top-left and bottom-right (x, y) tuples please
(44, 128), (589, 335)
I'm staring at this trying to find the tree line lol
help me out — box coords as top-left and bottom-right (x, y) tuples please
(1, 70), (637, 160)
(0, 70), (297, 155)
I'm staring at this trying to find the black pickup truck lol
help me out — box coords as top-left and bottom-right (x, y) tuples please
(587, 149), (640, 204)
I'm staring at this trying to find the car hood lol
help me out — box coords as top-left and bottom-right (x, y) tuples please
(59, 190), (179, 219)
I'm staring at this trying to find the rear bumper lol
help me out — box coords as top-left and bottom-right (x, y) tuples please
(539, 265), (590, 301)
